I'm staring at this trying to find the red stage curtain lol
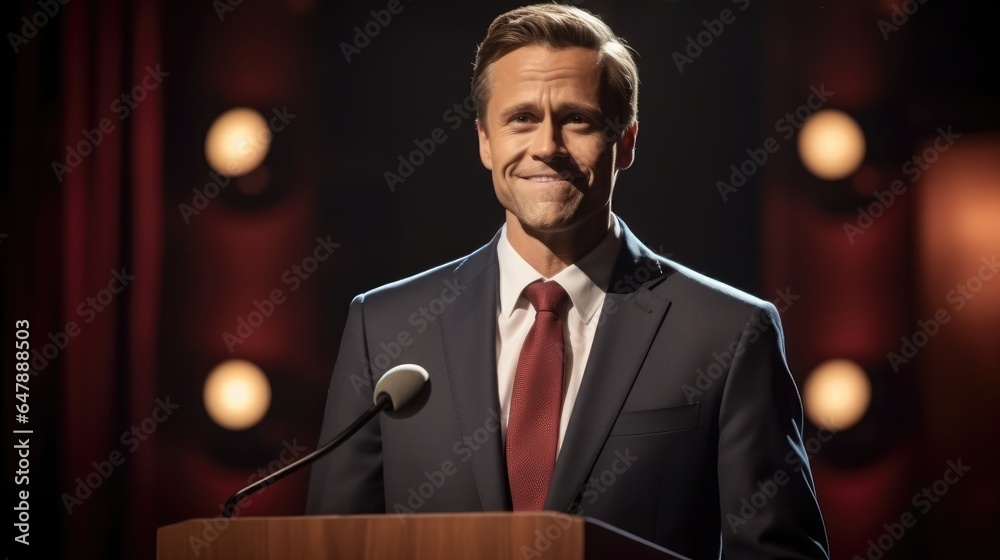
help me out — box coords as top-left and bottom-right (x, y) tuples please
(14, 0), (166, 557)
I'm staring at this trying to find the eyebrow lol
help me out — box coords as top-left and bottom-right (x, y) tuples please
(496, 102), (603, 123)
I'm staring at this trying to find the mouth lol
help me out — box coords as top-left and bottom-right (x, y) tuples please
(518, 173), (582, 184)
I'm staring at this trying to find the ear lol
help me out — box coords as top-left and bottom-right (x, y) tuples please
(615, 122), (638, 170)
(477, 120), (493, 170)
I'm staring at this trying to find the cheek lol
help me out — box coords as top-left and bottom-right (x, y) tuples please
(495, 136), (531, 168)
(573, 138), (610, 165)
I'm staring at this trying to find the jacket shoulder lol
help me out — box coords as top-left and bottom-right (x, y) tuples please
(352, 235), (498, 311)
(616, 218), (776, 320)
(662, 258), (773, 311)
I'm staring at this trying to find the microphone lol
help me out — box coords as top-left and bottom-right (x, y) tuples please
(222, 363), (429, 518)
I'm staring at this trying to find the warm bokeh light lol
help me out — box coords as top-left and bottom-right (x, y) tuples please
(919, 140), (1000, 323)
(203, 359), (272, 430)
(803, 359), (872, 430)
(205, 108), (271, 176)
(798, 109), (866, 180)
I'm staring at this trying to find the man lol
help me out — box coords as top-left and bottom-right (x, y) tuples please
(307, 4), (829, 559)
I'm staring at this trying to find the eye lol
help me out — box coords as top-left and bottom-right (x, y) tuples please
(566, 114), (594, 128)
(511, 114), (533, 124)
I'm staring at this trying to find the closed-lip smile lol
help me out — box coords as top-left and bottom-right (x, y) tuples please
(519, 173), (579, 182)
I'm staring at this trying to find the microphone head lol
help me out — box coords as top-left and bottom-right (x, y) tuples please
(374, 364), (430, 412)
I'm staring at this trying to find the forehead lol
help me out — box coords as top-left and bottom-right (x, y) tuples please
(487, 46), (603, 105)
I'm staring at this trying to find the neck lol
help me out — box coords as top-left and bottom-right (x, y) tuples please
(505, 211), (612, 278)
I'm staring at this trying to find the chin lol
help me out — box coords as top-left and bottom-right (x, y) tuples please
(516, 213), (580, 234)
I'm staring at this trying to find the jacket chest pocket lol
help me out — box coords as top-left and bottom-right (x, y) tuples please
(609, 402), (700, 437)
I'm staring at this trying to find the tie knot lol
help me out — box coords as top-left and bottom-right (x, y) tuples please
(523, 281), (568, 313)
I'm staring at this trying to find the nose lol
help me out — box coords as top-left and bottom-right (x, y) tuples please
(528, 117), (568, 162)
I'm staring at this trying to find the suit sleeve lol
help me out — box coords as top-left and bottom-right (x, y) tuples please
(305, 294), (386, 514)
(717, 304), (830, 560)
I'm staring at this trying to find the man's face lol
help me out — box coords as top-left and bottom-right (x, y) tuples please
(477, 46), (637, 242)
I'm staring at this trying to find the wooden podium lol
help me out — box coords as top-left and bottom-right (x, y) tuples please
(157, 512), (689, 559)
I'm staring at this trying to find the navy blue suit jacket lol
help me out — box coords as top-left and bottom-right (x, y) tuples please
(306, 219), (829, 560)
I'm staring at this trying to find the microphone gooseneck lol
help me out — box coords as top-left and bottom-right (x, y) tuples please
(221, 364), (429, 518)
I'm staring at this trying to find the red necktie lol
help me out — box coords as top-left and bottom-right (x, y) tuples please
(507, 280), (568, 511)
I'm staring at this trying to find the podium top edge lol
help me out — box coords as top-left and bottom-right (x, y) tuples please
(158, 511), (584, 531)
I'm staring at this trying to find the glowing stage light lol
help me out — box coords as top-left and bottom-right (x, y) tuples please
(203, 359), (272, 430)
(803, 359), (871, 431)
(205, 108), (271, 177)
(798, 109), (866, 180)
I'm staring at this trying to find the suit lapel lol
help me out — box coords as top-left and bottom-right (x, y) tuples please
(546, 225), (674, 511)
(438, 231), (512, 510)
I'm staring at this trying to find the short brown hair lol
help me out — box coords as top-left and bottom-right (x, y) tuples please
(472, 4), (639, 129)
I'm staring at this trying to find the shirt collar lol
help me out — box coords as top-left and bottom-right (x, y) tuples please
(497, 215), (622, 325)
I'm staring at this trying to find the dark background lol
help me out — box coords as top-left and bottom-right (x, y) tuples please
(4, 0), (999, 558)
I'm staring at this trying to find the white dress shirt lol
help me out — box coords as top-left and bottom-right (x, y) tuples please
(496, 217), (623, 455)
